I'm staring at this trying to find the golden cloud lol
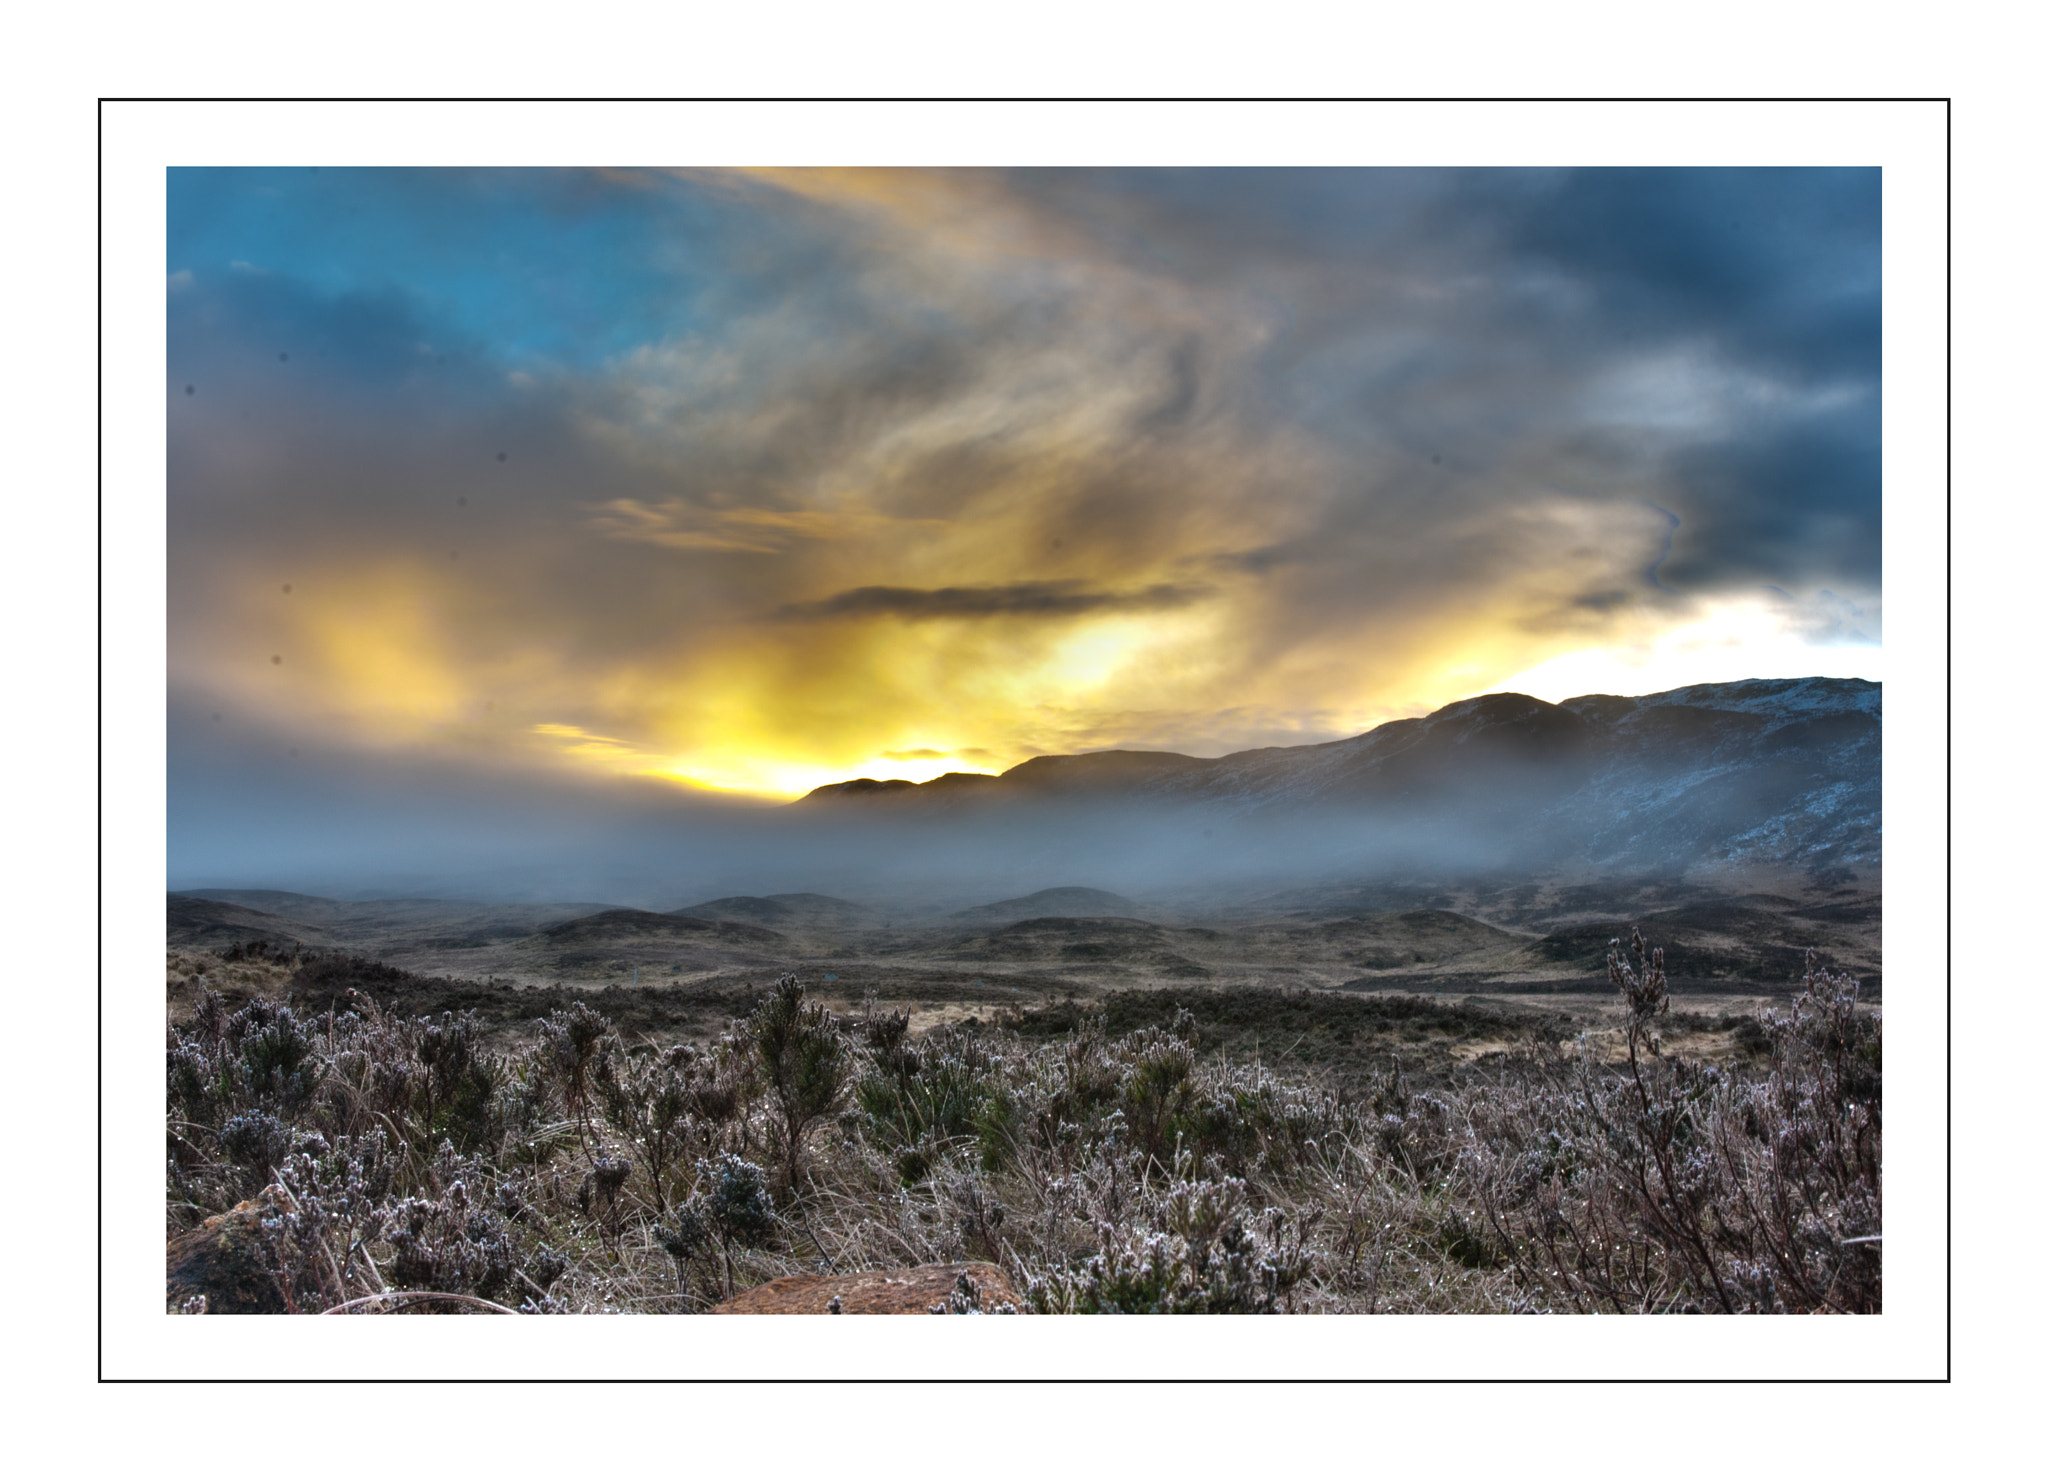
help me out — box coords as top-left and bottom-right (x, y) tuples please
(170, 170), (1878, 804)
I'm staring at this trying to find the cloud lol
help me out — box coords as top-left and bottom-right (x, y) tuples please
(532, 722), (631, 746)
(776, 581), (1215, 623)
(587, 498), (946, 556)
(1498, 167), (1880, 387)
(167, 166), (1881, 821)
(1660, 404), (1881, 589)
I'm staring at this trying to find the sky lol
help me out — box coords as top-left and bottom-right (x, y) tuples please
(168, 166), (1881, 833)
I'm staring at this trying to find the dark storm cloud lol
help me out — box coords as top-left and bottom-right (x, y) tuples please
(1499, 167), (1881, 386)
(177, 167), (1882, 609)
(1573, 590), (1634, 613)
(973, 166), (1881, 599)
(1482, 168), (1880, 593)
(1658, 403), (1882, 589)
(776, 581), (1213, 622)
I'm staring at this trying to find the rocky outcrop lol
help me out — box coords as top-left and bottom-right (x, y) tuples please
(166, 1185), (307, 1314)
(712, 1261), (1022, 1314)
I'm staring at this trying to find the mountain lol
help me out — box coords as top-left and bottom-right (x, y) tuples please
(168, 895), (338, 949)
(537, 909), (786, 948)
(173, 888), (342, 916)
(948, 887), (1155, 926)
(801, 771), (1004, 807)
(796, 677), (1880, 876)
(168, 891), (621, 953)
(675, 894), (883, 930)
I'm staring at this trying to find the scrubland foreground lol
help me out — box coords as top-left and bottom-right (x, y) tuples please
(165, 931), (1879, 1315)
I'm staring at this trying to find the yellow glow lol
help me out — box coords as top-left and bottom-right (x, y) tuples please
(294, 568), (472, 737)
(169, 169), (1882, 823)
(653, 752), (984, 798)
(185, 433), (1868, 803)
(1043, 615), (1174, 694)
(194, 567), (1876, 802)
(587, 498), (949, 555)
(199, 540), (1874, 805)
(529, 723), (649, 766)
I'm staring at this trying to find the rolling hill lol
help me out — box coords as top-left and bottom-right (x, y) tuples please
(796, 677), (1879, 877)
(947, 887), (1157, 926)
(674, 894), (882, 930)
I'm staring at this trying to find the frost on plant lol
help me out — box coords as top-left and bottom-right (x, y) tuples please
(164, 931), (1877, 1316)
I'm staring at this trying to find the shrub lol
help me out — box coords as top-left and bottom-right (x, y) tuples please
(1117, 1015), (1199, 1169)
(856, 1019), (1030, 1184)
(1027, 1160), (1313, 1314)
(534, 1002), (613, 1159)
(748, 976), (850, 1198)
(593, 1044), (694, 1212)
(164, 929), (1876, 1317)
(1462, 934), (1881, 1313)
(692, 1152), (777, 1297)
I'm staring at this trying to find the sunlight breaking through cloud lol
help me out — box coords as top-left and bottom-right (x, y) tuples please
(169, 167), (1880, 804)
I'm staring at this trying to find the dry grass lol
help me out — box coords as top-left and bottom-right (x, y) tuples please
(165, 934), (1877, 1315)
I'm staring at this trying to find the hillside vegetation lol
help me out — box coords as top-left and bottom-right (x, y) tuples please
(166, 932), (1879, 1315)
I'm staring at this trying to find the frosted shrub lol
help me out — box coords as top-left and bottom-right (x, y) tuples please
(748, 976), (851, 1196)
(1026, 1158), (1313, 1313)
(163, 943), (1874, 1315)
(1463, 937), (1881, 1313)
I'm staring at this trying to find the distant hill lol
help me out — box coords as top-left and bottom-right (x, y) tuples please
(674, 894), (882, 930)
(169, 892), (619, 951)
(802, 771), (999, 804)
(173, 888), (340, 915)
(538, 909), (786, 948)
(167, 895), (336, 949)
(949, 887), (1156, 926)
(942, 915), (1211, 978)
(795, 678), (1881, 876)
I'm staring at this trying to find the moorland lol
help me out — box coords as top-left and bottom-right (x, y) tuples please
(165, 873), (1881, 1316)
(164, 679), (1882, 1315)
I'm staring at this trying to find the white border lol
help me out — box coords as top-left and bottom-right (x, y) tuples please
(102, 101), (1946, 1383)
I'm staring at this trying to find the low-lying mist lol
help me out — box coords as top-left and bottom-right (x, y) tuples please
(170, 785), (1494, 917)
(169, 676), (1880, 913)
(170, 751), (1552, 915)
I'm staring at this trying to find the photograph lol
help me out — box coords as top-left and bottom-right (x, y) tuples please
(158, 157), (1890, 1325)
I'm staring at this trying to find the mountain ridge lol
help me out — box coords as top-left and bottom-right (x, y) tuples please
(797, 677), (1880, 876)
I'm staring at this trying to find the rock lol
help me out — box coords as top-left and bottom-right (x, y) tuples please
(712, 1261), (1022, 1314)
(166, 1185), (308, 1314)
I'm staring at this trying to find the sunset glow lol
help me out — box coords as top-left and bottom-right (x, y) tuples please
(170, 168), (1880, 801)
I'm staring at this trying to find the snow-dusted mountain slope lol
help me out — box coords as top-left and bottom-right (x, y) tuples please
(801, 677), (1880, 874)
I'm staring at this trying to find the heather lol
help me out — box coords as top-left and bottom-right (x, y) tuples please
(165, 934), (1879, 1315)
